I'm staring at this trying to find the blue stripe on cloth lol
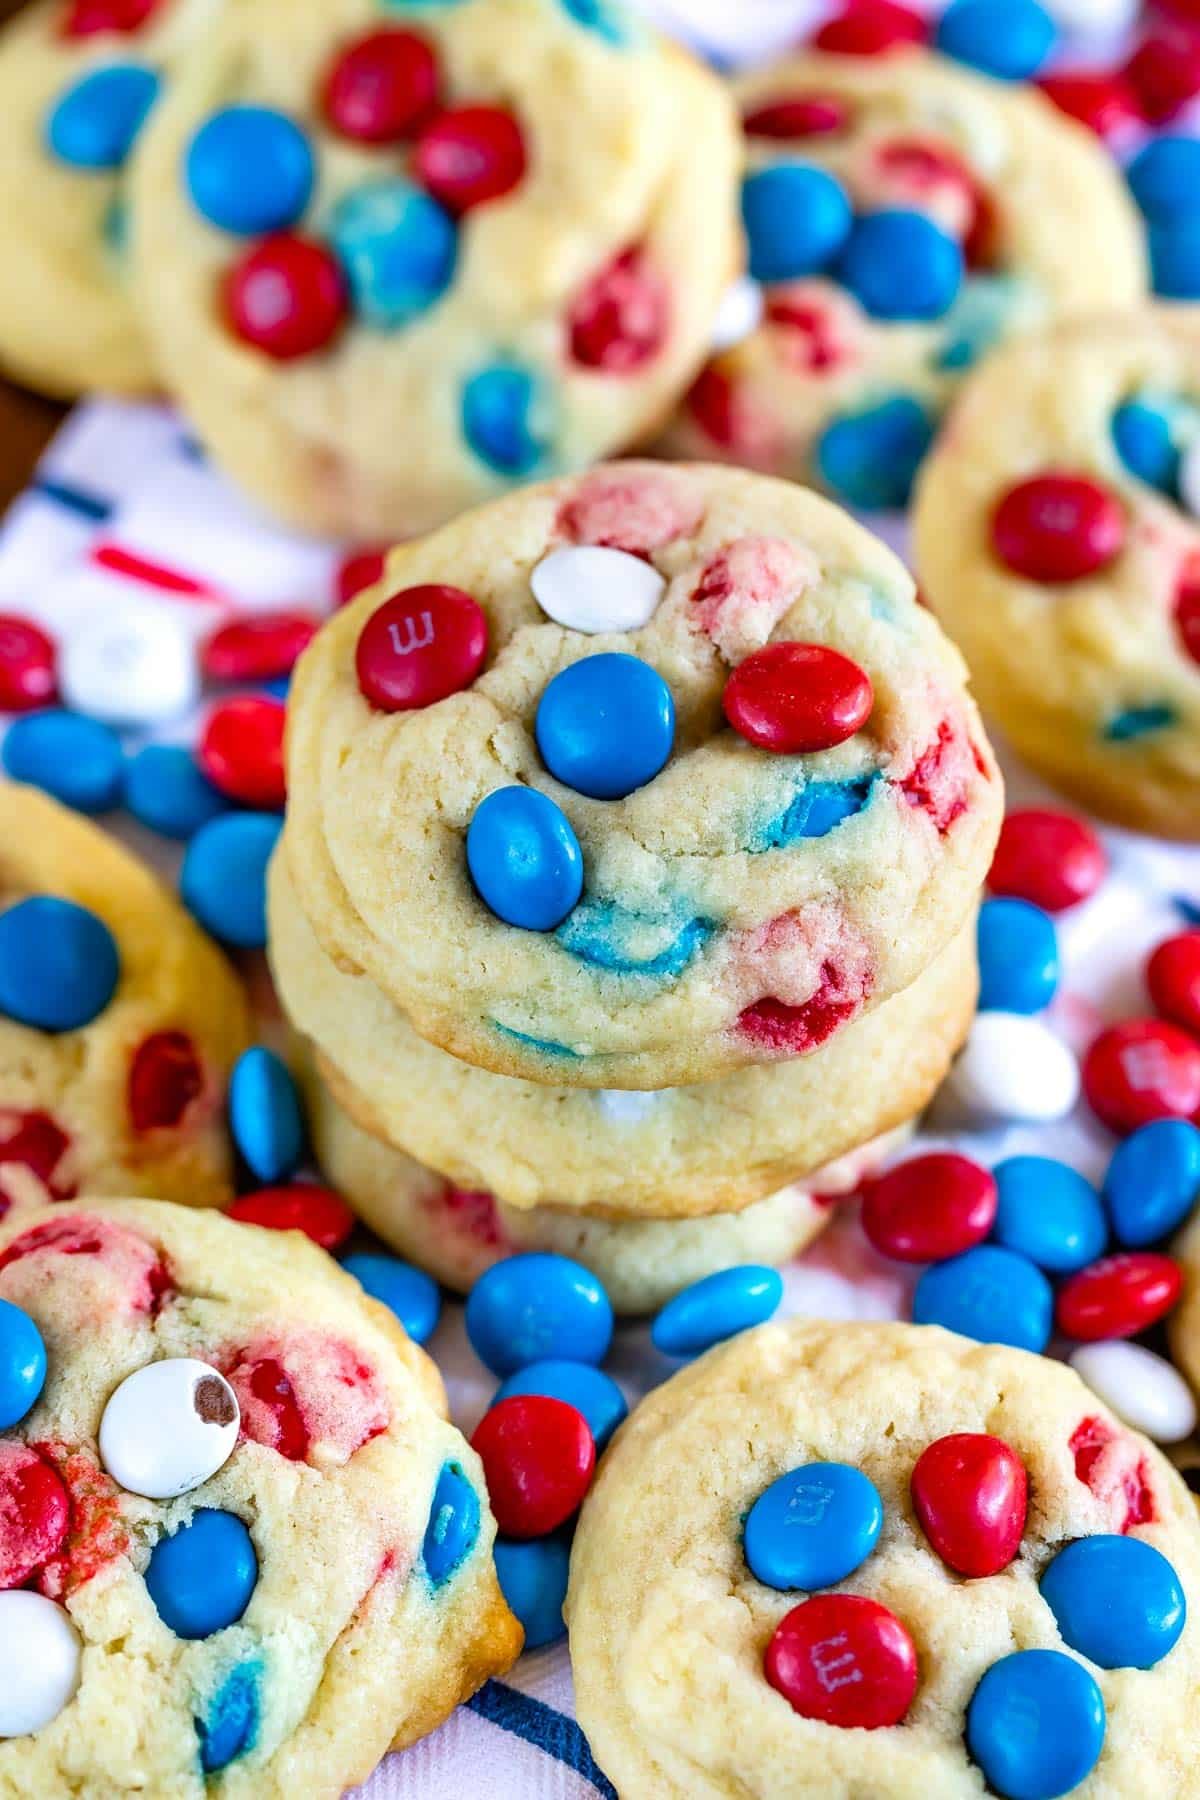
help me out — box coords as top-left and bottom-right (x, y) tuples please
(32, 477), (113, 522)
(1175, 895), (1200, 925)
(466, 1682), (616, 1798)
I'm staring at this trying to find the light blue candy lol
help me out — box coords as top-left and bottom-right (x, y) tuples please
(743, 1462), (883, 1591)
(740, 164), (852, 283)
(816, 395), (935, 510)
(125, 744), (228, 840)
(422, 1460), (480, 1585)
(1041, 1536), (1185, 1671)
(912, 1245), (1052, 1353)
(229, 1047), (305, 1183)
(494, 1359), (627, 1450)
(836, 210), (963, 322)
(330, 179), (457, 328)
(3, 709), (124, 812)
(933, 275), (1019, 372)
(185, 106), (314, 236)
(495, 1535), (570, 1649)
(977, 898), (1059, 1014)
(1111, 398), (1181, 495)
(936, 0), (1056, 79)
(536, 653), (674, 801)
(1128, 137), (1200, 224)
(556, 900), (710, 979)
(197, 1658), (261, 1773)
(180, 811), (281, 948)
(1104, 1119), (1200, 1247)
(559, 0), (629, 42)
(967, 1650), (1104, 1800)
(651, 1265), (783, 1358)
(466, 786), (583, 931)
(46, 64), (159, 169)
(462, 363), (552, 476)
(146, 1510), (258, 1639)
(1150, 220), (1200, 300)
(342, 1252), (441, 1345)
(466, 1253), (613, 1376)
(758, 774), (877, 849)
(0, 1299), (46, 1430)
(0, 897), (119, 1033)
(992, 1157), (1107, 1274)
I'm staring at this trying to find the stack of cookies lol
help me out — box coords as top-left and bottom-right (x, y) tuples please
(270, 458), (1004, 1312)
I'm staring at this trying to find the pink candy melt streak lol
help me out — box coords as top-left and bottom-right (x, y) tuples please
(732, 909), (874, 1056)
(0, 1214), (173, 1317)
(556, 469), (703, 558)
(0, 1442), (70, 1590)
(690, 535), (815, 662)
(566, 247), (670, 374)
(439, 1185), (507, 1249)
(765, 284), (861, 375)
(685, 367), (786, 469)
(1069, 1416), (1156, 1534)
(33, 1443), (129, 1600)
(0, 1110), (76, 1215)
(224, 1330), (390, 1466)
(898, 715), (985, 834)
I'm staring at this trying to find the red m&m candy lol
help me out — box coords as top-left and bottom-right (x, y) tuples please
(337, 546), (389, 609)
(1056, 1252), (1183, 1342)
(1038, 72), (1141, 140)
(414, 105), (526, 214)
(355, 584), (487, 711)
(202, 611), (319, 684)
(1124, 31), (1200, 125)
(0, 616), (56, 714)
(224, 234), (348, 363)
(911, 1433), (1027, 1577)
(991, 473), (1127, 583)
(1082, 1018), (1200, 1134)
(470, 1394), (595, 1539)
(0, 1443), (69, 1590)
(322, 28), (440, 144)
(567, 247), (669, 374)
(988, 808), (1107, 913)
(723, 642), (873, 754)
(127, 1032), (204, 1133)
(813, 0), (927, 56)
(227, 1184), (355, 1253)
(742, 93), (851, 139)
(1148, 931), (1200, 1037)
(1174, 556), (1200, 668)
(197, 696), (287, 809)
(765, 1595), (918, 1728)
(60, 0), (159, 35)
(860, 1152), (996, 1263)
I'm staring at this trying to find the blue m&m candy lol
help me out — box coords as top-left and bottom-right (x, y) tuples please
(836, 210), (962, 322)
(1127, 137), (1200, 225)
(0, 1299), (46, 1430)
(180, 811), (281, 948)
(536, 653), (674, 801)
(3, 709), (123, 813)
(1111, 398), (1181, 495)
(228, 1047), (305, 1183)
(992, 1157), (1107, 1274)
(740, 164), (852, 284)
(342, 1253), (441, 1345)
(330, 180), (457, 329)
(146, 1509), (258, 1639)
(1041, 1536), (1186, 1671)
(815, 395), (935, 511)
(186, 106), (315, 236)
(744, 1462), (883, 1591)
(1104, 1119), (1200, 1248)
(422, 1460), (481, 1585)
(0, 897), (119, 1033)
(935, 0), (1056, 80)
(197, 1659), (261, 1774)
(967, 1650), (1104, 1800)
(651, 1265), (783, 1358)
(466, 1253), (613, 1377)
(125, 745), (228, 840)
(462, 363), (551, 477)
(466, 786), (583, 931)
(1150, 221), (1200, 301)
(977, 898), (1059, 1015)
(912, 1245), (1053, 1353)
(46, 65), (159, 170)
(494, 1535), (570, 1649)
(493, 1359), (627, 1450)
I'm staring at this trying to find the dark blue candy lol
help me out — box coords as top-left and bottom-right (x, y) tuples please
(185, 106), (314, 236)
(466, 786), (583, 931)
(535, 653), (674, 801)
(743, 1461), (883, 1590)
(815, 395), (935, 510)
(936, 0), (1056, 79)
(0, 897), (119, 1032)
(1111, 399), (1181, 495)
(180, 811), (282, 948)
(228, 1047), (305, 1183)
(967, 1650), (1104, 1800)
(992, 1157), (1107, 1274)
(0, 1299), (46, 1430)
(342, 1252), (441, 1345)
(466, 1252), (613, 1376)
(1150, 220), (1200, 300)
(494, 1359), (627, 1450)
(125, 744), (228, 840)
(1128, 137), (1200, 224)
(494, 1535), (570, 1649)
(46, 64), (160, 169)
(740, 164), (852, 283)
(835, 210), (963, 322)
(1041, 1535), (1186, 1671)
(556, 900), (710, 979)
(146, 1510), (258, 1639)
(912, 1245), (1052, 1353)
(422, 1460), (480, 1585)
(977, 898), (1059, 1014)
(462, 364), (550, 476)
(758, 774), (877, 848)
(330, 179), (457, 328)
(651, 1265), (783, 1358)
(1104, 1118), (1200, 1248)
(3, 709), (123, 813)
(197, 1658), (261, 1773)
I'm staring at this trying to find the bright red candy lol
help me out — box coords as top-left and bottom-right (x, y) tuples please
(765, 1595), (918, 1728)
(0, 1443), (70, 1590)
(0, 615), (56, 714)
(910, 1433), (1027, 1577)
(859, 1152), (997, 1263)
(470, 1395), (595, 1539)
(1038, 71), (1142, 139)
(988, 808), (1107, 913)
(567, 247), (669, 374)
(224, 234), (348, 363)
(60, 0), (159, 35)
(322, 28), (440, 143)
(127, 1032), (204, 1133)
(337, 546), (389, 608)
(1124, 31), (1200, 125)
(228, 1184), (356, 1252)
(203, 610), (319, 683)
(742, 93), (851, 138)
(198, 695), (287, 809)
(1082, 1018), (1200, 1134)
(1056, 1252), (1183, 1342)
(356, 584), (487, 711)
(723, 643), (873, 754)
(990, 473), (1127, 583)
(1148, 931), (1200, 1037)
(813, 0), (927, 55)
(414, 105), (526, 214)
(1174, 555), (1200, 668)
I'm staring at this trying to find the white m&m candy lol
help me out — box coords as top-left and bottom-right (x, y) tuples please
(0, 1592), (81, 1737)
(710, 276), (764, 351)
(943, 1011), (1080, 1124)
(531, 546), (665, 635)
(59, 608), (198, 727)
(1179, 439), (1200, 523)
(99, 1358), (239, 1500)
(1069, 1342), (1197, 1444)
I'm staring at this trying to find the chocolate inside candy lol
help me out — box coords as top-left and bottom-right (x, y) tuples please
(194, 1374), (237, 1427)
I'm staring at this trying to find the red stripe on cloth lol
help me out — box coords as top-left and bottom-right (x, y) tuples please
(90, 543), (225, 603)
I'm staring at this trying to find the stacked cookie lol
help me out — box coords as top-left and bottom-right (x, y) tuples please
(271, 459), (1004, 1310)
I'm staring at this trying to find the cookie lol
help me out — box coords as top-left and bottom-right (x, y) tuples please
(1169, 1208), (1200, 1399)
(0, 1196), (520, 1792)
(913, 310), (1200, 840)
(127, 0), (739, 538)
(567, 1319), (1200, 1800)
(0, 783), (249, 1213)
(659, 49), (1145, 511)
(283, 461), (1002, 1089)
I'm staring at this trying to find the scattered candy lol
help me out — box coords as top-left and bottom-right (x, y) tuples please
(1124, 32), (1200, 126)
(0, 897), (119, 1033)
(493, 1360), (627, 1451)
(0, 1298), (46, 1429)
(1147, 930), (1200, 1036)
(186, 106), (315, 236)
(356, 584), (487, 711)
(342, 1252), (441, 1344)
(99, 1358), (239, 1499)
(414, 104), (526, 214)
(1041, 1535), (1185, 1669)
(835, 208), (963, 320)
(469, 1395), (595, 1538)
(1104, 1119), (1200, 1247)
(912, 1433), (1027, 1578)
(1056, 1252), (1182, 1341)
(859, 1151), (997, 1262)
(321, 27), (440, 144)
(0, 1592), (81, 1736)
(197, 696), (286, 810)
(944, 1011), (1080, 1123)
(530, 545), (665, 635)
(990, 473), (1127, 582)
(535, 653), (674, 800)
(740, 164), (852, 283)
(145, 1508), (258, 1639)
(224, 233), (348, 361)
(1149, 218), (1200, 299)
(977, 897), (1059, 1014)
(494, 1535), (570, 1649)
(815, 394), (935, 510)
(466, 1253), (613, 1376)
(814, 0), (927, 55)
(1083, 1019), (1200, 1133)
(1128, 135), (1200, 223)
(936, 0), (1056, 80)
(987, 808), (1106, 912)
(1039, 71), (1140, 139)
(966, 1650), (1105, 1800)
(1069, 1341), (1196, 1443)
(422, 1460), (481, 1584)
(229, 1048), (305, 1184)
(45, 63), (159, 169)
(337, 546), (388, 608)
(59, 609), (197, 726)
(0, 616), (56, 713)
(124, 745), (227, 840)
(2, 709), (124, 813)
(912, 1244), (1053, 1352)
(466, 786), (583, 932)
(992, 1156), (1107, 1273)
(764, 1595), (917, 1728)
(723, 642), (873, 753)
(651, 1265), (783, 1357)
(744, 1461), (883, 1589)
(226, 1183), (355, 1251)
